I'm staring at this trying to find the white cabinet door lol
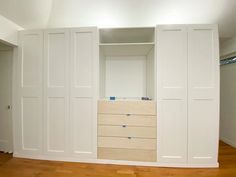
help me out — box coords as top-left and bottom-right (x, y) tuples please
(43, 29), (70, 156)
(188, 25), (219, 164)
(70, 27), (98, 159)
(157, 25), (188, 163)
(16, 31), (43, 155)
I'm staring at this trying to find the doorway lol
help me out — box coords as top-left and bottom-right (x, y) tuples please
(0, 42), (13, 153)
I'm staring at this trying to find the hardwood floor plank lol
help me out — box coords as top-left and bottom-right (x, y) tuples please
(0, 142), (235, 177)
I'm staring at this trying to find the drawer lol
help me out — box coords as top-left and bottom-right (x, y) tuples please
(98, 114), (156, 127)
(98, 100), (156, 115)
(98, 125), (156, 138)
(98, 148), (156, 162)
(98, 137), (156, 150)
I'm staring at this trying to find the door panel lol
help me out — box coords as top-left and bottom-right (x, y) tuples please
(75, 33), (93, 88)
(47, 98), (66, 152)
(188, 25), (219, 164)
(70, 28), (98, 158)
(21, 36), (41, 87)
(44, 29), (70, 155)
(156, 25), (188, 163)
(0, 50), (13, 152)
(22, 97), (41, 150)
(17, 31), (43, 155)
(73, 98), (93, 153)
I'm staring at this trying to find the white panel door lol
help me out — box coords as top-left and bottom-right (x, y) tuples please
(0, 50), (13, 153)
(43, 29), (70, 156)
(70, 27), (98, 159)
(188, 25), (219, 164)
(156, 25), (188, 163)
(16, 31), (43, 155)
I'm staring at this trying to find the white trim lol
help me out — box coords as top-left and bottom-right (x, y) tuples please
(0, 15), (23, 46)
(220, 137), (236, 148)
(99, 42), (155, 46)
(13, 153), (219, 168)
(12, 47), (18, 155)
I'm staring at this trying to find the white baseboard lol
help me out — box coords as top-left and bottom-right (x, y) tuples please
(220, 137), (236, 148)
(13, 153), (219, 168)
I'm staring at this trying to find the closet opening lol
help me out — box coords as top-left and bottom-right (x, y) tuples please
(97, 27), (157, 162)
(99, 27), (156, 100)
(0, 41), (14, 154)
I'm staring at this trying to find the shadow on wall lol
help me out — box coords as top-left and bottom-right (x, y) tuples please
(220, 37), (236, 148)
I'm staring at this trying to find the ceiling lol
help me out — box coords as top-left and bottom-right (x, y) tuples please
(0, 0), (53, 29)
(0, 0), (236, 38)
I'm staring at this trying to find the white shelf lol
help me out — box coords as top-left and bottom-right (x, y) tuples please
(99, 42), (155, 46)
(100, 42), (154, 56)
(99, 97), (153, 101)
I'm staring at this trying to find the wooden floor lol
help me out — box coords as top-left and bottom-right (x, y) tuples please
(0, 142), (235, 177)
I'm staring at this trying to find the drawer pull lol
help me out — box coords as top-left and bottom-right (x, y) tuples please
(128, 137), (132, 139)
(126, 114), (131, 116)
(122, 125), (127, 128)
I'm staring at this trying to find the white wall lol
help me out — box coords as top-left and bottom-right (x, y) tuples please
(47, 0), (236, 38)
(220, 37), (236, 57)
(220, 63), (236, 147)
(105, 55), (147, 98)
(50, 0), (218, 28)
(99, 48), (106, 98)
(146, 48), (155, 99)
(220, 37), (236, 147)
(0, 15), (22, 46)
(1, 0), (236, 38)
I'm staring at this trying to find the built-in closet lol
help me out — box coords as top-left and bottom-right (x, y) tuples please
(12, 24), (219, 168)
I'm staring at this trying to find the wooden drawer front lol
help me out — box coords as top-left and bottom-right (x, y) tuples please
(98, 137), (156, 150)
(98, 100), (156, 115)
(98, 114), (156, 127)
(98, 125), (156, 138)
(98, 148), (156, 162)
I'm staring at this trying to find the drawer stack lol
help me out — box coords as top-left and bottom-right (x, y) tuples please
(97, 100), (157, 162)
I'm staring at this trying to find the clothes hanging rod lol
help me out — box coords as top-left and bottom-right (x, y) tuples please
(220, 55), (236, 66)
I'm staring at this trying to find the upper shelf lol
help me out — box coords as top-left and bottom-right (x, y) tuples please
(100, 27), (155, 43)
(99, 42), (154, 56)
(99, 42), (155, 46)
